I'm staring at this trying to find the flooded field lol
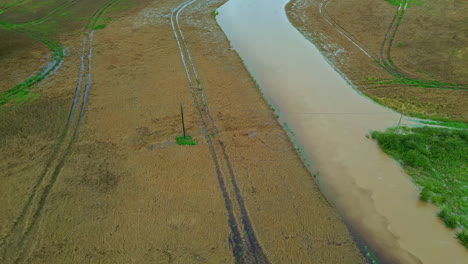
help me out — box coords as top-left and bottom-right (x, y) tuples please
(217, 0), (468, 263)
(1, 0), (366, 263)
(2, 0), (466, 262)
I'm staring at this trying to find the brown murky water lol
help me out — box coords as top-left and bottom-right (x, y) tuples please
(217, 0), (468, 263)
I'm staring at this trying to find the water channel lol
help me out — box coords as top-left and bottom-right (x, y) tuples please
(217, 0), (468, 263)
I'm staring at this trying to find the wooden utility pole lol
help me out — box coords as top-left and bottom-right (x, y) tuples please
(181, 104), (186, 138)
(397, 113), (403, 128)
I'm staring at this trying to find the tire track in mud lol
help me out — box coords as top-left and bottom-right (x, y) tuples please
(171, 1), (269, 263)
(14, 0), (77, 27)
(0, 1), (119, 263)
(379, 0), (411, 78)
(319, 0), (378, 62)
(319, 0), (468, 90)
(0, 0), (75, 104)
(0, 0), (26, 13)
(0, 27), (65, 105)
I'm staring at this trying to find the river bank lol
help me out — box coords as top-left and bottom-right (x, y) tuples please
(217, 0), (468, 263)
(286, 0), (468, 122)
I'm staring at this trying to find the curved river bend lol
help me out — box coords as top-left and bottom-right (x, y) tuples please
(217, 0), (468, 263)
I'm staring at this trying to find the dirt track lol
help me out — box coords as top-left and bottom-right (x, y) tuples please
(1, 0), (366, 263)
(286, 0), (468, 121)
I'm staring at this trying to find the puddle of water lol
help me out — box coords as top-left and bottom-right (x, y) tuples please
(217, 0), (468, 263)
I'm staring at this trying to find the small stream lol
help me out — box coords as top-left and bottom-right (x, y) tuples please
(217, 0), (468, 263)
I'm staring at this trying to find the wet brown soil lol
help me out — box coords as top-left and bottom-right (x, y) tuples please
(0, 30), (50, 92)
(286, 0), (468, 121)
(0, 0), (365, 263)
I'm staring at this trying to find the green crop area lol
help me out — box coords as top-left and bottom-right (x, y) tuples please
(372, 126), (468, 247)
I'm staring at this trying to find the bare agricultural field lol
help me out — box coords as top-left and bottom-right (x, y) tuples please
(0, 0), (366, 263)
(286, 0), (468, 121)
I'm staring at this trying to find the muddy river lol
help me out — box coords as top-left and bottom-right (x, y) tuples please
(217, 0), (468, 263)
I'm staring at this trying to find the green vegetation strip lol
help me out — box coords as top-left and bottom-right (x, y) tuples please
(419, 120), (468, 129)
(0, 22), (64, 105)
(372, 77), (468, 91)
(0, 0), (71, 106)
(372, 126), (468, 247)
(86, 0), (120, 32)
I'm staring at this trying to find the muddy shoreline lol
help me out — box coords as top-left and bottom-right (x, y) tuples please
(282, 0), (468, 263)
(217, 0), (467, 263)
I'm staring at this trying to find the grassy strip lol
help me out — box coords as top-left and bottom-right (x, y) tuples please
(1, 0), (120, 105)
(363, 93), (467, 123)
(0, 4), (66, 105)
(374, 77), (468, 90)
(0, 0), (120, 105)
(86, 0), (120, 31)
(0, 22), (64, 105)
(371, 126), (468, 247)
(418, 120), (468, 129)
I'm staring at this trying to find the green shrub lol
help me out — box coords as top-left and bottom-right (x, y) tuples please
(176, 135), (197, 146)
(93, 24), (106, 30)
(438, 208), (458, 229)
(403, 149), (430, 168)
(457, 231), (468, 248)
(419, 188), (431, 202)
(430, 195), (446, 205)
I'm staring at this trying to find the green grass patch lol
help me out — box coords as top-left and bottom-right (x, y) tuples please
(176, 135), (197, 146)
(383, 0), (421, 7)
(371, 126), (468, 247)
(384, 0), (402, 6)
(93, 23), (106, 30)
(211, 10), (218, 18)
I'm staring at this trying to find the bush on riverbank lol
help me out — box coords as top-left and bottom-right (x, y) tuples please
(371, 126), (467, 248)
